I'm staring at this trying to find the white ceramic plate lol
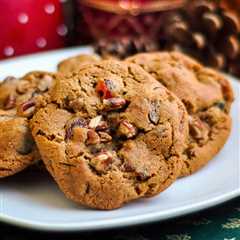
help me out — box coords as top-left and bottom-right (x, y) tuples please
(0, 47), (239, 232)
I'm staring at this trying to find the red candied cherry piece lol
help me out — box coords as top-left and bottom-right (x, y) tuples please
(96, 80), (113, 99)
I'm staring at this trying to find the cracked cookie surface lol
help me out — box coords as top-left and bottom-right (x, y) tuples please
(0, 71), (57, 178)
(31, 60), (188, 209)
(126, 52), (233, 176)
(57, 54), (100, 74)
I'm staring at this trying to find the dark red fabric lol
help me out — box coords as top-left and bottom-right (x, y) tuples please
(0, 0), (65, 59)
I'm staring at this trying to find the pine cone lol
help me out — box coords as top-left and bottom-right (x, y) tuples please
(93, 1), (240, 78)
(94, 37), (159, 59)
(162, 0), (240, 77)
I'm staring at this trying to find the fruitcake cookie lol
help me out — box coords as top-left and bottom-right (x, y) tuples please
(31, 60), (189, 209)
(126, 52), (234, 176)
(57, 54), (100, 74)
(0, 71), (57, 178)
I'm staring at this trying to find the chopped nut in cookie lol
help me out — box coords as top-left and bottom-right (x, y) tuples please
(65, 117), (88, 140)
(149, 100), (160, 124)
(95, 120), (109, 131)
(4, 94), (16, 110)
(90, 150), (113, 173)
(189, 116), (209, 143)
(98, 131), (112, 142)
(86, 130), (100, 145)
(37, 75), (53, 92)
(117, 120), (137, 138)
(103, 97), (127, 111)
(17, 99), (36, 118)
(89, 115), (102, 129)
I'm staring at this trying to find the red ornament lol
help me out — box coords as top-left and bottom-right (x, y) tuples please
(0, 0), (66, 60)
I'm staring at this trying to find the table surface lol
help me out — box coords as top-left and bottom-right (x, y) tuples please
(1, 196), (239, 240)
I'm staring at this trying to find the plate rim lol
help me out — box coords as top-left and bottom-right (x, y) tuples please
(0, 46), (93, 64)
(0, 190), (239, 232)
(0, 47), (239, 232)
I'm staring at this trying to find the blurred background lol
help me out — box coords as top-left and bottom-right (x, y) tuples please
(0, 0), (240, 76)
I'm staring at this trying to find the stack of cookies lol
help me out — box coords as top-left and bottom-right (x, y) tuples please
(0, 51), (234, 210)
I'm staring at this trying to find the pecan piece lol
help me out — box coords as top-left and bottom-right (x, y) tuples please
(86, 130), (100, 145)
(95, 121), (109, 131)
(4, 94), (16, 110)
(148, 100), (160, 124)
(89, 115), (109, 132)
(37, 75), (53, 92)
(65, 117), (88, 140)
(89, 115), (102, 129)
(17, 99), (36, 118)
(98, 131), (112, 142)
(90, 151), (113, 173)
(189, 116), (209, 142)
(103, 97), (126, 111)
(118, 120), (137, 138)
(96, 79), (113, 99)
